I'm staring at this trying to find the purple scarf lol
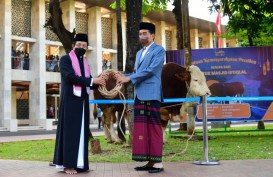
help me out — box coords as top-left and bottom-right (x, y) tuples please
(69, 50), (91, 97)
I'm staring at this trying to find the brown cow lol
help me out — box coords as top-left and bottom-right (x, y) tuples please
(93, 70), (128, 144)
(209, 82), (244, 97)
(93, 63), (210, 143)
(160, 63), (211, 142)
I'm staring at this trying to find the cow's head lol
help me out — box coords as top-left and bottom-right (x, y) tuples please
(178, 65), (211, 119)
(187, 65), (211, 97)
(175, 65), (211, 97)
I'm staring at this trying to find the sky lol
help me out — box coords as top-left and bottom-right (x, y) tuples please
(168, 0), (228, 25)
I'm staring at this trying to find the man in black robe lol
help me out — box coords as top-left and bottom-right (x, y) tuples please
(53, 33), (106, 174)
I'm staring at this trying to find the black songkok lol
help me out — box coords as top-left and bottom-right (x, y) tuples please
(139, 22), (155, 34)
(74, 33), (88, 44)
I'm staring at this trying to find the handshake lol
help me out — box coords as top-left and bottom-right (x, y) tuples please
(93, 70), (131, 86)
(114, 72), (131, 84)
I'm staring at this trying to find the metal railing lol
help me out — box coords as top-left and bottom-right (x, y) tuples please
(89, 96), (273, 166)
(11, 57), (30, 70)
(46, 60), (60, 72)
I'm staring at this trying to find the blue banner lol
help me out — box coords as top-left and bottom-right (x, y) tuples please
(166, 47), (273, 121)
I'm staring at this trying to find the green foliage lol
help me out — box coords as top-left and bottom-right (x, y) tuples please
(110, 0), (169, 15)
(209, 0), (273, 46)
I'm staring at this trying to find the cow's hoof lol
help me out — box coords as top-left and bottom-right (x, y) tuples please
(114, 141), (122, 144)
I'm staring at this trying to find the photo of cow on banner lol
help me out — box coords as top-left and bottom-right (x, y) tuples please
(166, 46), (273, 122)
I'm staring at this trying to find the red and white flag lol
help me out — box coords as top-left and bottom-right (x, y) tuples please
(216, 10), (222, 48)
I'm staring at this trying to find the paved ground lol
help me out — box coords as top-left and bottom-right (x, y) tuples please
(1, 159), (273, 177)
(0, 123), (273, 177)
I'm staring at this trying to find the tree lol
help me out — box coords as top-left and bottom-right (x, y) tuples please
(209, 0), (273, 129)
(172, 0), (184, 49)
(124, 0), (143, 144)
(209, 0), (273, 46)
(116, 0), (123, 72)
(44, 0), (75, 53)
(115, 0), (126, 142)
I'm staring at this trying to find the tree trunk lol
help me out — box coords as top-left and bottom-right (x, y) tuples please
(173, 0), (186, 131)
(115, 0), (126, 141)
(125, 0), (142, 144)
(172, 0), (183, 49)
(116, 0), (123, 71)
(182, 0), (192, 67)
(47, 0), (101, 153)
(182, 0), (194, 135)
(247, 34), (254, 46)
(45, 0), (75, 53)
(90, 139), (102, 154)
(257, 120), (265, 130)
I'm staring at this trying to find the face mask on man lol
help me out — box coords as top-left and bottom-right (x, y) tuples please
(139, 36), (149, 46)
(74, 48), (86, 56)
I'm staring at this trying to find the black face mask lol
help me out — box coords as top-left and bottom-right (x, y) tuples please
(74, 48), (86, 56)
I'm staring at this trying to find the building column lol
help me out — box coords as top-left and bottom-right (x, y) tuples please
(0, 0), (17, 131)
(110, 13), (118, 71)
(29, 0), (52, 130)
(110, 12), (126, 71)
(87, 6), (102, 76)
(155, 21), (166, 49)
(121, 12), (126, 70)
(209, 32), (214, 48)
(222, 38), (226, 48)
(171, 27), (177, 50)
(60, 0), (75, 32)
(193, 29), (199, 49)
(87, 7), (102, 123)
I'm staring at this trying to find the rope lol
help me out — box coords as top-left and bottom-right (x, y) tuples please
(170, 103), (200, 159)
(98, 69), (127, 140)
(98, 69), (123, 99)
(168, 102), (273, 158)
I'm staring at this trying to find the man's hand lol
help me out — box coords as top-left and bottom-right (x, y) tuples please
(100, 72), (109, 80)
(116, 76), (131, 84)
(93, 77), (106, 86)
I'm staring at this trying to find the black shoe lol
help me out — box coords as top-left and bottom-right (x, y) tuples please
(134, 165), (152, 171)
(148, 167), (164, 173)
(49, 161), (55, 166)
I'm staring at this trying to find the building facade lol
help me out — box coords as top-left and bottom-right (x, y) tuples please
(0, 0), (236, 131)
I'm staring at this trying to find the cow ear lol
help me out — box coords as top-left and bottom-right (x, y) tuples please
(174, 71), (190, 81)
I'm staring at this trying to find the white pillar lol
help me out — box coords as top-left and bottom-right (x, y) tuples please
(171, 27), (177, 50)
(87, 6), (102, 76)
(29, 0), (51, 129)
(110, 13), (118, 71)
(222, 38), (226, 48)
(209, 32), (214, 48)
(0, 0), (17, 131)
(60, 0), (75, 32)
(121, 13), (126, 71)
(193, 29), (199, 49)
(155, 21), (166, 49)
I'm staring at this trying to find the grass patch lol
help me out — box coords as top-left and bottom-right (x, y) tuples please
(0, 124), (273, 162)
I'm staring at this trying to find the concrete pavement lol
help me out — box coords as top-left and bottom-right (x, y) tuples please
(1, 123), (273, 177)
(0, 159), (273, 177)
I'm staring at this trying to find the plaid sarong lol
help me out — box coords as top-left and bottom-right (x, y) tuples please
(132, 97), (163, 162)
